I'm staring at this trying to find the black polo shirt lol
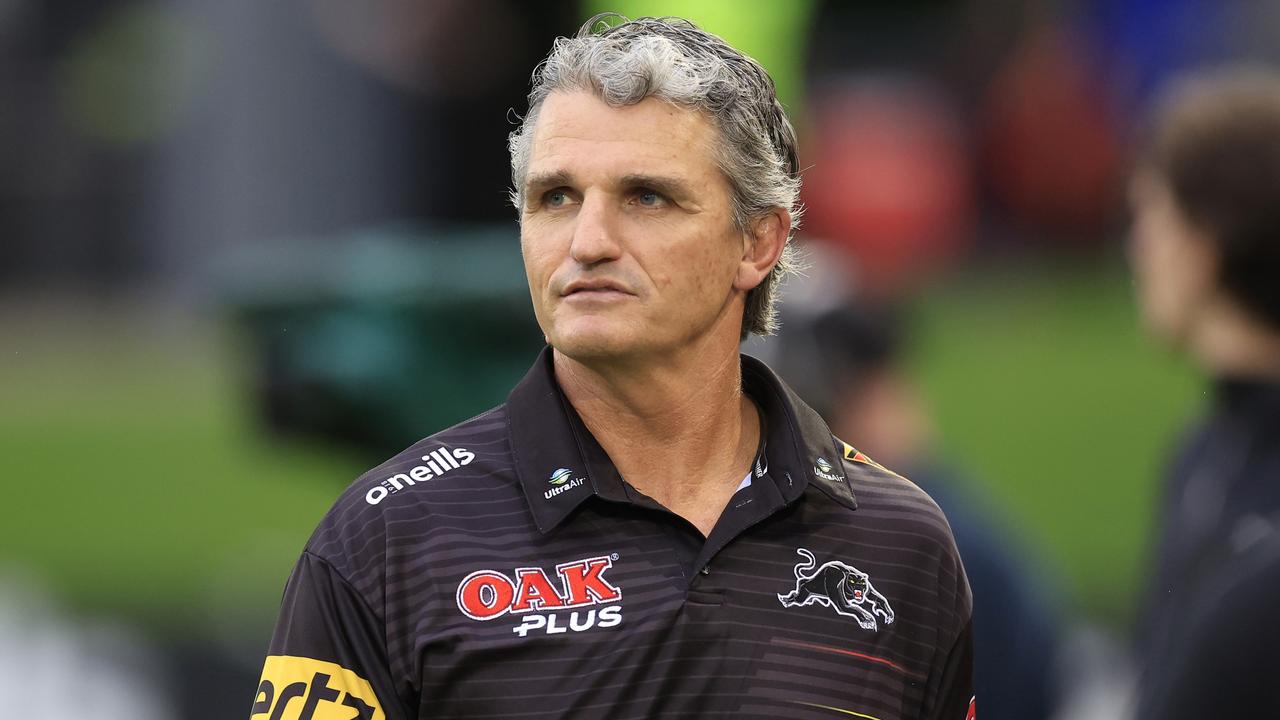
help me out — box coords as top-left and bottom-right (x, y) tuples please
(1136, 378), (1280, 719)
(251, 348), (974, 720)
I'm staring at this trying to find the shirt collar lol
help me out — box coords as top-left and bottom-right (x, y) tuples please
(506, 347), (856, 534)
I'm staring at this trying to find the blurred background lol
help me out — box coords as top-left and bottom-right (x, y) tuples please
(3, 0), (1278, 717)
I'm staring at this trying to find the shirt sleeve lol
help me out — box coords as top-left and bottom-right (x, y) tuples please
(927, 620), (976, 720)
(249, 551), (412, 720)
(923, 521), (976, 720)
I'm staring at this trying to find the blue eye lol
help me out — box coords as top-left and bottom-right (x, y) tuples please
(637, 190), (663, 206)
(545, 190), (567, 207)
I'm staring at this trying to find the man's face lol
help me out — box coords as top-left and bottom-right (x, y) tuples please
(1127, 170), (1217, 346)
(518, 90), (747, 363)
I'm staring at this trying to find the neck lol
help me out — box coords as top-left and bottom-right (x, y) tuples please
(553, 337), (759, 536)
(1189, 298), (1280, 381)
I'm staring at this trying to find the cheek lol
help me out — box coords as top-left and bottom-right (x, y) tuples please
(1133, 212), (1180, 292)
(1132, 225), (1211, 340)
(650, 226), (740, 295)
(1151, 231), (1206, 301)
(521, 230), (562, 288)
(1137, 242), (1182, 320)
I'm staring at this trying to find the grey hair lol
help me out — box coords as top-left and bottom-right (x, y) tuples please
(508, 14), (803, 338)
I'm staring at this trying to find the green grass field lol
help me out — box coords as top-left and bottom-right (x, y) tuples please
(0, 304), (366, 633)
(0, 262), (1199, 633)
(912, 260), (1200, 625)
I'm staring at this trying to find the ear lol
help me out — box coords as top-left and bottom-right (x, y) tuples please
(733, 208), (790, 292)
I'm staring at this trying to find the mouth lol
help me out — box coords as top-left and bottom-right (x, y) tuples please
(561, 280), (634, 300)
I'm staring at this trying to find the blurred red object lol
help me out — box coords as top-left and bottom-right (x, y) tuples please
(981, 26), (1121, 243)
(803, 79), (974, 294)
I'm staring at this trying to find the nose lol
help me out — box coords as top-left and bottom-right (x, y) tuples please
(569, 193), (623, 267)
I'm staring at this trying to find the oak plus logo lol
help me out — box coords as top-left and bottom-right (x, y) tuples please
(365, 446), (475, 505)
(456, 554), (623, 637)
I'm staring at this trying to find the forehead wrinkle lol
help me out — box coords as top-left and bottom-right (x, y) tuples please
(529, 132), (715, 180)
(535, 91), (719, 155)
(524, 92), (729, 208)
(526, 153), (704, 195)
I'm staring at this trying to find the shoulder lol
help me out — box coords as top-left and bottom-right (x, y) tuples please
(827, 439), (972, 614)
(304, 405), (518, 590)
(348, 404), (514, 510)
(1142, 536), (1280, 718)
(801, 440), (973, 646)
(1196, 533), (1280, 633)
(836, 439), (961, 551)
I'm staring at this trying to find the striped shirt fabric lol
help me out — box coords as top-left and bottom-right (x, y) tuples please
(251, 348), (974, 720)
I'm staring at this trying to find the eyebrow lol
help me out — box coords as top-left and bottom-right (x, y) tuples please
(522, 171), (696, 203)
(523, 171), (574, 201)
(617, 174), (695, 201)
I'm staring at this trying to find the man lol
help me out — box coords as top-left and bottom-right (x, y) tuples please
(250, 15), (973, 720)
(1129, 67), (1280, 719)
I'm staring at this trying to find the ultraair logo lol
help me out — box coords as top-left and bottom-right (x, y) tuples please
(456, 554), (623, 637)
(365, 446), (475, 505)
(777, 548), (895, 631)
(813, 457), (842, 482)
(544, 467), (585, 499)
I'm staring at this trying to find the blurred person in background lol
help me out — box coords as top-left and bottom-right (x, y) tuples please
(1129, 67), (1280, 718)
(747, 246), (1063, 720)
(251, 14), (974, 720)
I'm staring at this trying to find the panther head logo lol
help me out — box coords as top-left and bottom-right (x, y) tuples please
(777, 548), (895, 631)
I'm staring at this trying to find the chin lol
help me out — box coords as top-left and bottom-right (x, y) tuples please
(551, 334), (634, 363)
(547, 321), (648, 363)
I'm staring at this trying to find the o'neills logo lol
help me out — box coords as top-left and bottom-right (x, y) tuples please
(456, 555), (623, 637)
(365, 446), (475, 505)
(545, 467), (585, 499)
